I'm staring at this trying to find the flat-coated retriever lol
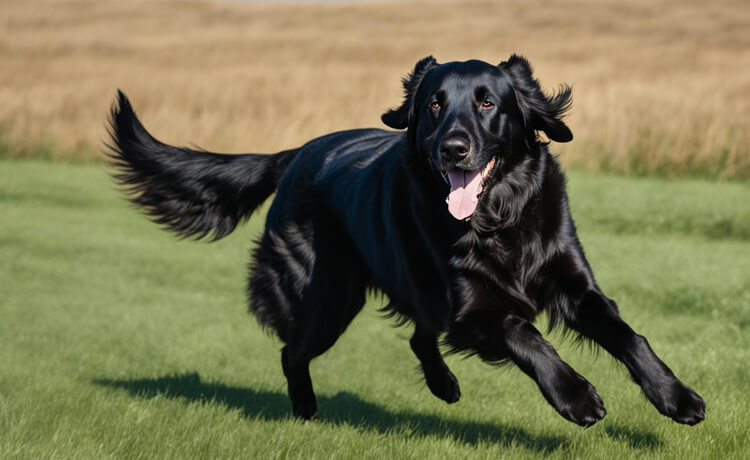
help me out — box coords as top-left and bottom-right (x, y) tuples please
(108, 55), (705, 427)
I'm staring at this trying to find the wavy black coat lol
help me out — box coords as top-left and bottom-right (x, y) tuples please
(108, 55), (705, 428)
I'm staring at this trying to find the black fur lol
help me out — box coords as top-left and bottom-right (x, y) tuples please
(107, 90), (297, 241)
(108, 55), (705, 427)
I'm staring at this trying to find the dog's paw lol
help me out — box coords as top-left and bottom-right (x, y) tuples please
(291, 397), (318, 420)
(553, 378), (607, 428)
(425, 367), (461, 404)
(650, 381), (705, 425)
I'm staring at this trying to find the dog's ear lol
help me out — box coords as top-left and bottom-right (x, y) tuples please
(381, 56), (439, 130)
(499, 54), (573, 143)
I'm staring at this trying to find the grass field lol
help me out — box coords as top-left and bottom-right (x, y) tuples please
(1, 0), (749, 178)
(1, 159), (749, 458)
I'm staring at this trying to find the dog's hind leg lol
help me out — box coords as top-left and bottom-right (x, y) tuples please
(282, 303), (363, 421)
(272, 223), (368, 420)
(281, 344), (317, 419)
(283, 277), (367, 419)
(248, 226), (321, 420)
(410, 325), (460, 403)
(503, 316), (607, 427)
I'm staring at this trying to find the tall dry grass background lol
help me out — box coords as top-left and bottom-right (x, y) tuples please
(0, 0), (748, 178)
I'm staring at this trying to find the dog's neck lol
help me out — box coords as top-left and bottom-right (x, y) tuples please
(469, 144), (548, 234)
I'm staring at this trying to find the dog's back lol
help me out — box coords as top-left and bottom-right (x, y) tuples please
(250, 127), (461, 347)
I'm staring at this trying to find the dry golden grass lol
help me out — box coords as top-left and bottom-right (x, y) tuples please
(1, 0), (748, 178)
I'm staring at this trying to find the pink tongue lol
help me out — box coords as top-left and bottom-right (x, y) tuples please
(446, 169), (483, 220)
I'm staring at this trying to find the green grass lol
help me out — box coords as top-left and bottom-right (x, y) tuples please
(1, 159), (749, 459)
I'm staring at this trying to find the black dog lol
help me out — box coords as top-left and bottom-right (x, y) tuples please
(108, 55), (705, 427)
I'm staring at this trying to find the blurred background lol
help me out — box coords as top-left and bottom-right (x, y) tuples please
(2, 1), (750, 458)
(1, 0), (748, 178)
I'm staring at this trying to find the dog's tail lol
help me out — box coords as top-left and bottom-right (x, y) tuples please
(107, 90), (299, 240)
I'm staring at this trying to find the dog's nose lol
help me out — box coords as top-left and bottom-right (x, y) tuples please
(440, 137), (470, 161)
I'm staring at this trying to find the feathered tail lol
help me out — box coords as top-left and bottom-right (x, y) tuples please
(107, 90), (298, 240)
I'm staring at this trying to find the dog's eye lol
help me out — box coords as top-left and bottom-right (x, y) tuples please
(430, 101), (441, 110)
(480, 98), (495, 109)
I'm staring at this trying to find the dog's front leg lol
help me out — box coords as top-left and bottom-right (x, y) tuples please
(503, 316), (607, 427)
(410, 325), (461, 403)
(568, 290), (705, 425)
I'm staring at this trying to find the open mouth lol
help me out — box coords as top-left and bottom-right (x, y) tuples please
(442, 157), (496, 220)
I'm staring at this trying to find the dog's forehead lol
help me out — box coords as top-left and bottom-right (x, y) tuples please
(424, 60), (508, 94)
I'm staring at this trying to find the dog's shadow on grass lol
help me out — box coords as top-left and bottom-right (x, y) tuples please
(94, 372), (662, 452)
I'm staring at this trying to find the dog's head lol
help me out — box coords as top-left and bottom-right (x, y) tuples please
(382, 55), (572, 220)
